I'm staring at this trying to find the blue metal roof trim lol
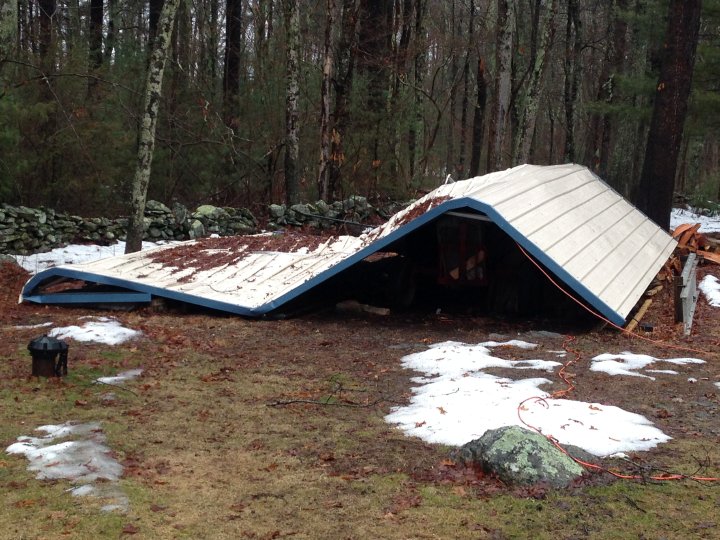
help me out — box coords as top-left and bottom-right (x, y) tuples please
(23, 291), (152, 304)
(20, 195), (625, 324)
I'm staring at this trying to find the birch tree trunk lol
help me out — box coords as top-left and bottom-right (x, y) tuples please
(487, 0), (514, 172)
(283, 0), (300, 205)
(125, 0), (180, 254)
(317, 0), (336, 201)
(513, 0), (557, 164)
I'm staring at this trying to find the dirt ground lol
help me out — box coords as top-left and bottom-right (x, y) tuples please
(1, 259), (720, 539)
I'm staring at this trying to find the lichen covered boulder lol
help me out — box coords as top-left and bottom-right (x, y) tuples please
(453, 426), (585, 488)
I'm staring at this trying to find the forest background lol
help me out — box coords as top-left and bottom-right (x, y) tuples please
(0, 0), (718, 227)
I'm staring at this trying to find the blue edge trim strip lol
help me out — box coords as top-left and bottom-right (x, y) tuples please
(20, 198), (626, 325)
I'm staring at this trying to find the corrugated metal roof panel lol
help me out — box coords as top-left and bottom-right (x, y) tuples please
(20, 164), (676, 324)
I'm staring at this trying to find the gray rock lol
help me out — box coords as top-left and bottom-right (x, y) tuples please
(315, 200), (330, 215)
(172, 202), (188, 225)
(194, 204), (228, 221)
(269, 204), (285, 219)
(188, 219), (205, 239)
(290, 203), (311, 218)
(146, 200), (171, 213)
(453, 426), (585, 488)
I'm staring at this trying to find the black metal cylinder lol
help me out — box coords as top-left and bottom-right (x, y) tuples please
(28, 335), (69, 377)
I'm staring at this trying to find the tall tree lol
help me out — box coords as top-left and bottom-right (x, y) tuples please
(0, 0), (16, 64)
(282, 0), (300, 205)
(563, 0), (581, 162)
(636, 0), (702, 230)
(513, 0), (557, 164)
(38, 0), (56, 61)
(357, 0), (393, 186)
(317, 0), (336, 201)
(328, 0), (359, 198)
(409, 0), (426, 181)
(104, 0), (116, 62)
(149, 0), (164, 46)
(223, 0), (243, 120)
(469, 56), (488, 177)
(87, 0), (103, 98)
(487, 0), (514, 171)
(125, 0), (181, 254)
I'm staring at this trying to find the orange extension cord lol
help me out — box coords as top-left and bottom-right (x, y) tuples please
(513, 243), (720, 482)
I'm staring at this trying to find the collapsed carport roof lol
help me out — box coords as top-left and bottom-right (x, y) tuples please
(20, 164), (676, 325)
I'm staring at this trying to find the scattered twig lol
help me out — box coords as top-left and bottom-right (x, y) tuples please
(266, 398), (382, 408)
(92, 380), (140, 397)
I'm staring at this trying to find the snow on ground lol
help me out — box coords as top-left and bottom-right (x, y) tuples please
(699, 275), (720, 307)
(6, 422), (128, 512)
(14, 322), (52, 330)
(12, 240), (170, 274)
(96, 368), (143, 385)
(670, 208), (720, 233)
(386, 340), (706, 457)
(49, 316), (140, 345)
(590, 352), (704, 380)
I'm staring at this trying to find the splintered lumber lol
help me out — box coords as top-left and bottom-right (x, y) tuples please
(674, 252), (700, 335)
(626, 298), (653, 333)
(645, 284), (664, 297)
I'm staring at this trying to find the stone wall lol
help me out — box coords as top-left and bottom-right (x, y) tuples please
(0, 196), (401, 255)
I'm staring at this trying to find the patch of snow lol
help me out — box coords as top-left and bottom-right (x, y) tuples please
(646, 369), (679, 375)
(670, 208), (720, 233)
(12, 240), (172, 275)
(386, 341), (675, 457)
(483, 339), (538, 350)
(96, 368), (143, 385)
(699, 275), (720, 307)
(6, 422), (128, 513)
(14, 322), (53, 329)
(715, 382), (720, 390)
(49, 316), (140, 345)
(688, 378), (698, 383)
(591, 352), (704, 380)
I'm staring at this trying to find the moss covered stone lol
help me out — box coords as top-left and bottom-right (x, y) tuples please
(454, 425), (585, 488)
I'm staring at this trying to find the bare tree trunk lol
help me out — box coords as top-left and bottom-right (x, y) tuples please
(458, 0), (475, 179)
(469, 56), (487, 177)
(445, 0), (457, 176)
(318, 0), (336, 201)
(328, 0), (359, 199)
(104, 0), (116, 63)
(38, 0), (55, 60)
(487, 0), (513, 172)
(283, 0), (300, 205)
(636, 0), (701, 230)
(563, 0), (581, 163)
(223, 0), (242, 121)
(87, 0), (103, 98)
(149, 0), (164, 46)
(125, 0), (180, 254)
(408, 0), (426, 182)
(0, 0), (17, 63)
(513, 0), (557, 164)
